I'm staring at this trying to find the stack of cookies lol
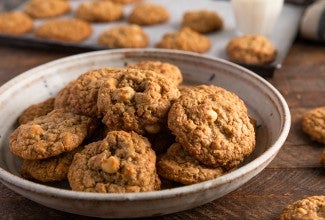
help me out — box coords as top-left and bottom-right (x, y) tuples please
(9, 60), (256, 193)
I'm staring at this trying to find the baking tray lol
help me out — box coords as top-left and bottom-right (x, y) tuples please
(0, 0), (305, 77)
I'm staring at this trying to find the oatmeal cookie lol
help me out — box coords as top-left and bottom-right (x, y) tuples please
(75, 1), (123, 22)
(9, 109), (98, 160)
(157, 143), (224, 185)
(68, 131), (160, 193)
(97, 68), (180, 135)
(18, 98), (55, 125)
(156, 28), (211, 53)
(55, 68), (121, 118)
(168, 85), (255, 169)
(24, 0), (70, 19)
(98, 24), (149, 48)
(128, 3), (169, 26)
(302, 106), (325, 145)
(127, 60), (183, 85)
(226, 35), (276, 65)
(279, 196), (325, 220)
(181, 10), (223, 33)
(0, 11), (33, 35)
(35, 18), (92, 42)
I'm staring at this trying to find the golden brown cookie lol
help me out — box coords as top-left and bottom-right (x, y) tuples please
(181, 10), (223, 33)
(168, 85), (255, 169)
(127, 60), (183, 85)
(68, 131), (160, 193)
(157, 143), (224, 185)
(0, 11), (33, 35)
(54, 68), (121, 118)
(35, 18), (92, 42)
(156, 28), (211, 53)
(9, 109), (98, 160)
(75, 1), (123, 22)
(279, 196), (325, 220)
(128, 3), (169, 26)
(18, 98), (55, 125)
(226, 35), (276, 65)
(98, 24), (149, 48)
(24, 0), (70, 19)
(302, 106), (325, 145)
(97, 68), (180, 135)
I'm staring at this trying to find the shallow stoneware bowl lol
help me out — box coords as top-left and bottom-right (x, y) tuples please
(0, 49), (290, 218)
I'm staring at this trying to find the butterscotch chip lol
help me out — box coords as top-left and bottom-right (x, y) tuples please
(24, 0), (70, 19)
(279, 196), (325, 220)
(127, 61), (183, 85)
(157, 143), (224, 185)
(35, 18), (92, 42)
(128, 3), (169, 26)
(9, 109), (98, 160)
(98, 24), (149, 48)
(181, 10), (223, 33)
(0, 12), (33, 35)
(302, 106), (325, 145)
(75, 1), (123, 22)
(156, 28), (211, 53)
(168, 85), (255, 169)
(97, 68), (180, 135)
(68, 131), (160, 193)
(18, 98), (55, 125)
(226, 35), (276, 65)
(54, 68), (121, 118)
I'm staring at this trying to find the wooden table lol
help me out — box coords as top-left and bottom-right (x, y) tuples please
(0, 39), (324, 219)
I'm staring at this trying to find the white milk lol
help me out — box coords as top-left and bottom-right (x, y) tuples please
(231, 0), (284, 35)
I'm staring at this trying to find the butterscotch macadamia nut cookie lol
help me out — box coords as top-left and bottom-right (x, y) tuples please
(302, 106), (325, 145)
(128, 3), (169, 26)
(181, 10), (223, 33)
(24, 0), (70, 19)
(0, 12), (33, 35)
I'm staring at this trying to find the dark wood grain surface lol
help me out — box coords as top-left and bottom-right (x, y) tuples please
(0, 39), (324, 219)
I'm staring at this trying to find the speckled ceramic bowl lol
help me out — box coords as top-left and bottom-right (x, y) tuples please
(0, 49), (290, 218)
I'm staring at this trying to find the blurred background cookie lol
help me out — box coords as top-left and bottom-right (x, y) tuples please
(24, 0), (70, 19)
(0, 11), (33, 35)
(181, 10), (223, 33)
(128, 3), (169, 26)
(302, 106), (325, 145)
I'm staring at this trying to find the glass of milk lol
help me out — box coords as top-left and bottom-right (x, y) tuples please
(231, 0), (284, 35)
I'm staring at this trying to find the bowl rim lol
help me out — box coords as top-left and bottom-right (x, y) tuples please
(0, 48), (291, 201)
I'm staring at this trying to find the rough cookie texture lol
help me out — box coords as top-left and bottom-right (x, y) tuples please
(127, 60), (183, 85)
(68, 131), (160, 193)
(226, 35), (276, 65)
(97, 68), (180, 135)
(18, 98), (55, 125)
(24, 0), (70, 19)
(55, 68), (121, 118)
(9, 109), (98, 160)
(181, 10), (223, 33)
(302, 106), (325, 145)
(0, 12), (33, 35)
(128, 3), (169, 26)
(279, 196), (325, 220)
(168, 85), (255, 169)
(157, 143), (224, 185)
(156, 27), (211, 53)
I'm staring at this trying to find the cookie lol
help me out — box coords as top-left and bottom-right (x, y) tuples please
(128, 3), (169, 26)
(18, 98), (55, 125)
(97, 68), (180, 135)
(9, 109), (98, 160)
(54, 68), (121, 118)
(24, 0), (70, 19)
(68, 131), (160, 193)
(75, 1), (123, 22)
(181, 10), (223, 33)
(98, 24), (149, 48)
(127, 60), (183, 85)
(302, 106), (325, 145)
(156, 27), (211, 53)
(279, 196), (325, 220)
(147, 126), (176, 155)
(157, 143), (224, 185)
(0, 11), (33, 35)
(226, 35), (276, 65)
(35, 18), (92, 42)
(168, 85), (256, 169)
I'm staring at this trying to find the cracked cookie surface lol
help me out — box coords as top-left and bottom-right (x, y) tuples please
(302, 106), (325, 145)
